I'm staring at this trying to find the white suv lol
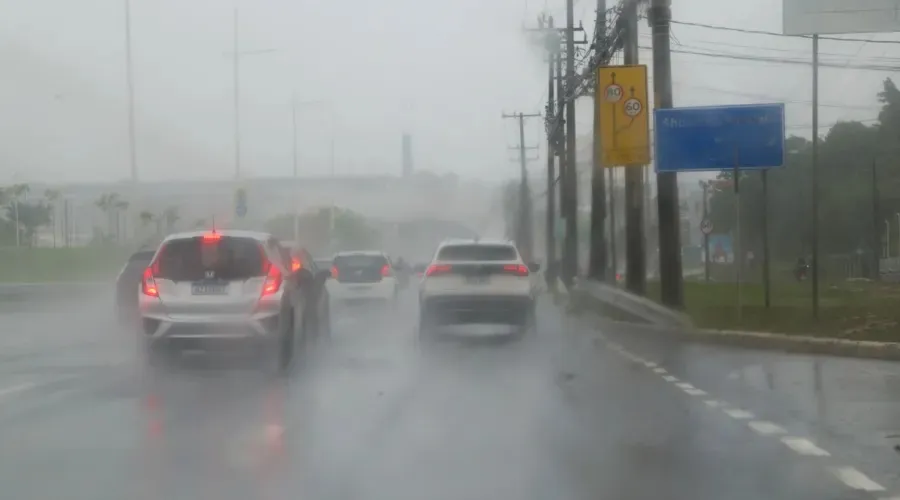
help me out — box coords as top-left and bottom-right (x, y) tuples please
(418, 239), (539, 336)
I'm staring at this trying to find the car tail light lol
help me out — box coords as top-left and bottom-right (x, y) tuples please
(425, 264), (452, 276)
(261, 263), (283, 297)
(381, 264), (392, 277)
(502, 264), (529, 277)
(331, 266), (339, 279)
(141, 267), (159, 297)
(291, 258), (301, 272)
(201, 231), (220, 243)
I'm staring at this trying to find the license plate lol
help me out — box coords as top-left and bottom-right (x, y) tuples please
(350, 285), (372, 291)
(191, 283), (228, 295)
(465, 275), (489, 285)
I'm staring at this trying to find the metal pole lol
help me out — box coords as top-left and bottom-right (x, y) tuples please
(233, 8), (241, 180)
(545, 16), (557, 288)
(762, 170), (771, 308)
(650, 0), (683, 307)
(517, 112), (533, 260)
(563, 0), (579, 285)
(14, 199), (19, 247)
(292, 97), (299, 243)
(124, 0), (138, 183)
(702, 182), (709, 282)
(623, 1), (645, 295)
(872, 158), (880, 279)
(734, 148), (741, 323)
(588, 0), (608, 282)
(609, 168), (618, 281)
(555, 45), (566, 273)
(811, 34), (820, 318)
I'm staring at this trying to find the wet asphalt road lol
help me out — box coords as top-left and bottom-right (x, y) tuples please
(1, 287), (900, 499)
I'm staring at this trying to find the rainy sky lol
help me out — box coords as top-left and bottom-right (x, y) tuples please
(0, 0), (896, 184)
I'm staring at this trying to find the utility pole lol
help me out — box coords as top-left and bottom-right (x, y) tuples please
(588, 0), (608, 282)
(544, 15), (558, 288)
(563, 0), (579, 286)
(622, 0), (645, 295)
(503, 112), (541, 261)
(233, 8), (241, 180)
(649, 0), (684, 308)
(124, 0), (138, 183)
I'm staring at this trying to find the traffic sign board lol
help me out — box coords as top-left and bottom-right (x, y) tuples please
(596, 65), (650, 167)
(654, 103), (785, 173)
(700, 219), (714, 235)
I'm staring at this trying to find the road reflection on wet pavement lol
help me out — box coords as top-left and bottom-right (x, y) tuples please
(0, 286), (895, 499)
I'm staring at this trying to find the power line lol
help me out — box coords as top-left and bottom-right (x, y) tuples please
(665, 18), (900, 45)
(637, 45), (900, 71)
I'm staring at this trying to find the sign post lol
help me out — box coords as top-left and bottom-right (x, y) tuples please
(654, 103), (785, 321)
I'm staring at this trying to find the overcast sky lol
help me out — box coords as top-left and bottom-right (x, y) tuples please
(0, 0), (897, 185)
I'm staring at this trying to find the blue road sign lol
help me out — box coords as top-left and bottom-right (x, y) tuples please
(654, 103), (785, 173)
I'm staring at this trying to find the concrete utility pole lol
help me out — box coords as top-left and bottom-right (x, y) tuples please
(588, 0), (609, 282)
(124, 0), (138, 183)
(622, 0), (646, 295)
(649, 0), (684, 307)
(502, 111), (541, 261)
(545, 15), (558, 288)
(563, 0), (579, 286)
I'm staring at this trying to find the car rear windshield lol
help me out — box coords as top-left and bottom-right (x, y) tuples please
(436, 244), (517, 261)
(129, 250), (155, 263)
(154, 236), (265, 282)
(333, 254), (387, 269)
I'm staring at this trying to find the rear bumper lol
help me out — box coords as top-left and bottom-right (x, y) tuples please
(328, 279), (396, 302)
(421, 294), (533, 325)
(139, 311), (282, 343)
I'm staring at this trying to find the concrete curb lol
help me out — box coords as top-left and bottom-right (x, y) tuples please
(573, 278), (692, 328)
(589, 318), (900, 362)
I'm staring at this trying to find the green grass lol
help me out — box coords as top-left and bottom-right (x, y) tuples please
(0, 247), (132, 283)
(644, 280), (900, 342)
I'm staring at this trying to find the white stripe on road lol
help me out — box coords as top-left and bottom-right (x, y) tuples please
(748, 421), (787, 436)
(675, 382), (696, 390)
(781, 437), (830, 456)
(723, 409), (754, 419)
(704, 400), (724, 408)
(0, 382), (36, 400)
(653, 367), (667, 374)
(662, 375), (679, 382)
(830, 467), (885, 492)
(683, 388), (708, 396)
(644, 361), (657, 368)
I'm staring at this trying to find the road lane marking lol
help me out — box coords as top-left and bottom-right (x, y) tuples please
(675, 382), (696, 390)
(0, 382), (37, 400)
(683, 388), (708, 396)
(662, 375), (679, 382)
(830, 467), (885, 492)
(723, 409), (754, 419)
(652, 367), (667, 374)
(704, 400), (724, 408)
(644, 361), (657, 368)
(781, 437), (830, 456)
(748, 421), (787, 436)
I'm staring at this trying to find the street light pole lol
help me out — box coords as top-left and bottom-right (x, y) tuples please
(233, 8), (240, 180)
(124, 0), (138, 183)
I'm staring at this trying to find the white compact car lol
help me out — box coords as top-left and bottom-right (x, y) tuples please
(418, 239), (539, 336)
(327, 251), (399, 305)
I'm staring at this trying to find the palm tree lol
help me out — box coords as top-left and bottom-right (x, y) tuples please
(9, 184), (30, 247)
(44, 189), (61, 247)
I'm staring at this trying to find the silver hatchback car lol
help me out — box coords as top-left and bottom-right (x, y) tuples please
(137, 229), (323, 371)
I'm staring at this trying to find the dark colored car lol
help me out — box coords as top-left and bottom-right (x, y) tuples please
(279, 244), (332, 338)
(115, 249), (156, 324)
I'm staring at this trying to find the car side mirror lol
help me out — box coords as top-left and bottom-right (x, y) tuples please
(528, 262), (541, 273)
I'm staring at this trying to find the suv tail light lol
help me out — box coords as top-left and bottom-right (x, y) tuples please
(331, 266), (339, 279)
(502, 264), (529, 277)
(425, 264), (452, 276)
(291, 258), (301, 272)
(381, 264), (392, 277)
(141, 267), (159, 297)
(261, 264), (282, 297)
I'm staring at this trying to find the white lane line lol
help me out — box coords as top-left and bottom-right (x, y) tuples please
(0, 382), (37, 400)
(830, 467), (885, 492)
(723, 408), (755, 419)
(644, 361), (657, 368)
(683, 388), (708, 396)
(652, 367), (667, 374)
(675, 382), (696, 390)
(781, 437), (830, 456)
(662, 375), (679, 382)
(748, 421), (787, 436)
(704, 400), (724, 408)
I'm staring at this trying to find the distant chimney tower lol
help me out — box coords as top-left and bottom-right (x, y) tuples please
(401, 133), (413, 177)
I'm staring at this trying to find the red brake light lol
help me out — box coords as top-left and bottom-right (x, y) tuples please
(291, 258), (301, 272)
(381, 264), (391, 277)
(331, 266), (339, 279)
(141, 267), (159, 297)
(502, 264), (529, 276)
(201, 231), (220, 242)
(261, 263), (282, 297)
(425, 264), (452, 276)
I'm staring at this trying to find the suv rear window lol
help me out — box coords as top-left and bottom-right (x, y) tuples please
(437, 244), (517, 261)
(154, 236), (264, 281)
(333, 254), (388, 269)
(129, 250), (156, 263)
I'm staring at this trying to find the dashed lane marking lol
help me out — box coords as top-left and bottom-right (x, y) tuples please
(0, 382), (37, 400)
(830, 467), (886, 492)
(652, 367), (667, 374)
(662, 375), (679, 382)
(704, 400), (724, 408)
(683, 388), (708, 396)
(723, 408), (755, 420)
(748, 421), (787, 436)
(781, 437), (830, 457)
